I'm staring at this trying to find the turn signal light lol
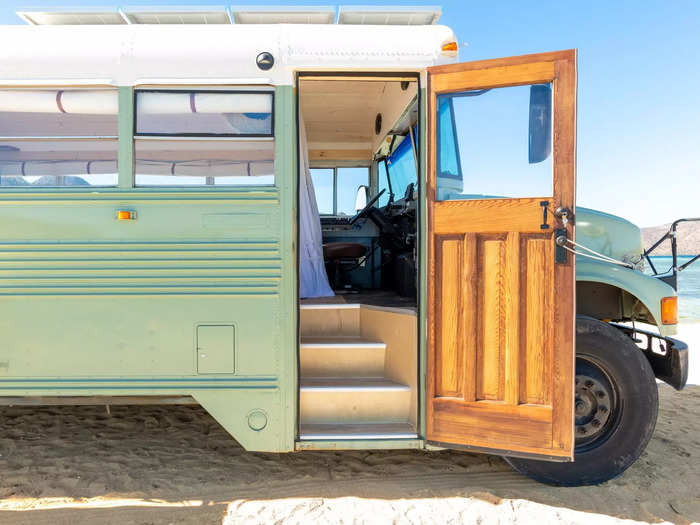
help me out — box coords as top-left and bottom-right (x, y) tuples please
(660, 296), (678, 325)
(116, 210), (134, 221)
(441, 41), (458, 53)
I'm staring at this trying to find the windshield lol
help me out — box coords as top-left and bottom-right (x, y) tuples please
(378, 129), (417, 205)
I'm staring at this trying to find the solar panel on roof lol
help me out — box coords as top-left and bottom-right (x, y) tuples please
(17, 5), (441, 26)
(17, 9), (127, 25)
(122, 6), (232, 24)
(231, 6), (335, 24)
(337, 5), (441, 25)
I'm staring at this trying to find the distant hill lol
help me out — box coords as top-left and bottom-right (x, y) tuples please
(642, 220), (700, 256)
(0, 176), (90, 187)
(32, 176), (89, 186)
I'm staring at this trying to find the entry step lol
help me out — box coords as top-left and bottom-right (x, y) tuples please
(300, 337), (386, 378)
(300, 336), (385, 349)
(300, 377), (411, 424)
(299, 422), (417, 440)
(300, 377), (409, 392)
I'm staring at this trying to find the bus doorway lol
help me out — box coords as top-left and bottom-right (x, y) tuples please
(296, 74), (421, 443)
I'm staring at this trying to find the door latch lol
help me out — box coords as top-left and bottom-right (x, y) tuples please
(555, 229), (568, 263)
(554, 206), (574, 227)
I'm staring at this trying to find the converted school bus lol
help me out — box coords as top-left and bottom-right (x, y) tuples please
(0, 6), (690, 486)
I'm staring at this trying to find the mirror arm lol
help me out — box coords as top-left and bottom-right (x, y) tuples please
(382, 158), (395, 204)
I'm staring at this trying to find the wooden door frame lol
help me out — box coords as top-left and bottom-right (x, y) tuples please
(425, 50), (577, 460)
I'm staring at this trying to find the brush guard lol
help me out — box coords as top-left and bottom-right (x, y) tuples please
(643, 218), (700, 291)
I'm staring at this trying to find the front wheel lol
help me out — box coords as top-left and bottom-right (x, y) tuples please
(506, 317), (658, 486)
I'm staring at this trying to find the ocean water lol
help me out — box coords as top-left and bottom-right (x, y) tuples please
(648, 256), (700, 321)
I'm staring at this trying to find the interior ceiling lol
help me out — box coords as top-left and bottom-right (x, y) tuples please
(300, 79), (417, 164)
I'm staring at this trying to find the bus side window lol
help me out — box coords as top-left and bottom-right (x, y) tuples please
(133, 90), (275, 187)
(0, 89), (119, 187)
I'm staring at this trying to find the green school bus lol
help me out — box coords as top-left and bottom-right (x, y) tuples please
(0, 6), (692, 486)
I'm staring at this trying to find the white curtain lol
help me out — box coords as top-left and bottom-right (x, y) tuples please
(298, 113), (334, 299)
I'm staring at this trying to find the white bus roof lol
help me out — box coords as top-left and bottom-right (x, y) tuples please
(0, 24), (457, 86)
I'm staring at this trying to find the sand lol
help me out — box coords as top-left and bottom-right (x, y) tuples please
(0, 322), (697, 524)
(0, 385), (696, 524)
(676, 321), (700, 386)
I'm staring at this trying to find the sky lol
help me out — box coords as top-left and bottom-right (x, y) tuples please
(0, 0), (698, 227)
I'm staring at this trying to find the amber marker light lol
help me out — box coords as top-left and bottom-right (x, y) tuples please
(660, 296), (678, 325)
(117, 210), (134, 221)
(441, 41), (459, 53)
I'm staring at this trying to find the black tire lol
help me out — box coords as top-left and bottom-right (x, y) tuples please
(506, 316), (658, 486)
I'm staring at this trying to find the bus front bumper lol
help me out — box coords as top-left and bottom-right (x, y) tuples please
(611, 323), (689, 391)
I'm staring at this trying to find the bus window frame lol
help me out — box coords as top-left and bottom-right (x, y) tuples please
(133, 88), (275, 139)
(132, 86), (277, 188)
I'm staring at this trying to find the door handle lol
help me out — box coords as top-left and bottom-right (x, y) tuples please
(540, 200), (550, 230)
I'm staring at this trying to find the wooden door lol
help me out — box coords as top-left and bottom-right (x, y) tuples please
(426, 50), (577, 460)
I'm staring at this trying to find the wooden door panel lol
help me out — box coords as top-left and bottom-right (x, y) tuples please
(433, 198), (550, 234)
(522, 235), (554, 406)
(432, 402), (553, 452)
(427, 50), (576, 460)
(430, 61), (556, 93)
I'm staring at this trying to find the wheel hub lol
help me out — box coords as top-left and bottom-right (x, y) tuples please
(574, 373), (612, 440)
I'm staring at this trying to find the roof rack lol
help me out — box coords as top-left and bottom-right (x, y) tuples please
(16, 5), (442, 26)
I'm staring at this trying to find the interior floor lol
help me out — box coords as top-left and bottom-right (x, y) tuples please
(300, 289), (416, 310)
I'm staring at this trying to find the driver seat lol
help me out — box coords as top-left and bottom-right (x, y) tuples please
(323, 242), (368, 291)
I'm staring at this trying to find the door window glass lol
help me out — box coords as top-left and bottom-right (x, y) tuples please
(436, 84), (552, 201)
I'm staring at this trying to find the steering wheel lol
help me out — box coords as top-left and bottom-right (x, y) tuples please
(349, 189), (386, 225)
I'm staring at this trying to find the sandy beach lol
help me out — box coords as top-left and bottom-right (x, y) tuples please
(676, 321), (700, 386)
(0, 322), (696, 525)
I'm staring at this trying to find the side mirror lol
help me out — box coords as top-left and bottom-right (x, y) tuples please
(355, 185), (369, 211)
(528, 84), (552, 164)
